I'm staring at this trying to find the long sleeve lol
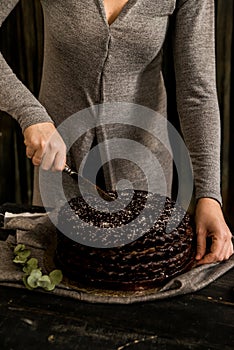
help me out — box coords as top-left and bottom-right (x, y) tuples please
(0, 0), (53, 132)
(173, 0), (222, 204)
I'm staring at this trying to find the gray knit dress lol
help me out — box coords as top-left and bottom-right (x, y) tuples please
(0, 0), (221, 206)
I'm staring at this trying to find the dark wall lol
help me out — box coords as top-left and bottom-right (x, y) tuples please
(0, 0), (233, 224)
(0, 0), (43, 204)
(215, 0), (234, 225)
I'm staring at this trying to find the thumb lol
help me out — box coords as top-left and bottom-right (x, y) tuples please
(196, 228), (207, 260)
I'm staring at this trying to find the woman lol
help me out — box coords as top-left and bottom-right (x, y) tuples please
(0, 0), (233, 265)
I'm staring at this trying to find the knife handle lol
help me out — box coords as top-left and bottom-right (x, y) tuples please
(63, 164), (79, 181)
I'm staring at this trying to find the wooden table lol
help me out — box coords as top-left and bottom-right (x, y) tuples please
(0, 266), (233, 349)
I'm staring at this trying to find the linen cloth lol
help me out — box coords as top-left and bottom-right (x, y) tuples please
(0, 214), (233, 304)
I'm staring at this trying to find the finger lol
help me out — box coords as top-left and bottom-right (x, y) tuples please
(41, 149), (58, 170)
(199, 231), (234, 264)
(221, 231), (234, 260)
(219, 243), (230, 261)
(196, 253), (218, 266)
(51, 152), (66, 172)
(224, 241), (234, 260)
(32, 146), (46, 166)
(230, 239), (234, 255)
(197, 237), (223, 265)
(26, 147), (35, 159)
(195, 229), (207, 260)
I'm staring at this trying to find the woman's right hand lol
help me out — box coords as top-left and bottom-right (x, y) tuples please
(23, 122), (66, 171)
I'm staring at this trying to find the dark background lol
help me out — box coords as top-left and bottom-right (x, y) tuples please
(0, 0), (233, 225)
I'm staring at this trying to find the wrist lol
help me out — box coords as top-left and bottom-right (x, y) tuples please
(195, 197), (224, 221)
(196, 197), (222, 208)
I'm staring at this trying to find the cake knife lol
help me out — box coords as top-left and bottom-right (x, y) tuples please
(63, 164), (116, 202)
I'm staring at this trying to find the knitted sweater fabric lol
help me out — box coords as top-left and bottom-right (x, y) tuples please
(0, 0), (221, 205)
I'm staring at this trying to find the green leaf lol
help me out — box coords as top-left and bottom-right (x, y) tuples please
(13, 255), (28, 265)
(23, 275), (34, 290)
(27, 269), (42, 289)
(14, 244), (26, 254)
(37, 275), (55, 291)
(12, 244), (62, 293)
(22, 258), (39, 274)
(13, 249), (31, 265)
(16, 250), (31, 260)
(49, 270), (63, 285)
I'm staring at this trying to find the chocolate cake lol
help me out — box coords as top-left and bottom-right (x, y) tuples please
(55, 189), (195, 291)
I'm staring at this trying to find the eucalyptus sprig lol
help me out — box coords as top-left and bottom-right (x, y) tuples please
(13, 244), (63, 291)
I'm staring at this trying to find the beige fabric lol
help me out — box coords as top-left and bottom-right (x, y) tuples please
(0, 215), (233, 304)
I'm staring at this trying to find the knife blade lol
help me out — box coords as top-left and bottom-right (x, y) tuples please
(63, 164), (117, 202)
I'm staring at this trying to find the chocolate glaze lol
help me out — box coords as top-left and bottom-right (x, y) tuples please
(55, 189), (195, 291)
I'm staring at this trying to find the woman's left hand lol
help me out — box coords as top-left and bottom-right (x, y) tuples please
(195, 197), (233, 265)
